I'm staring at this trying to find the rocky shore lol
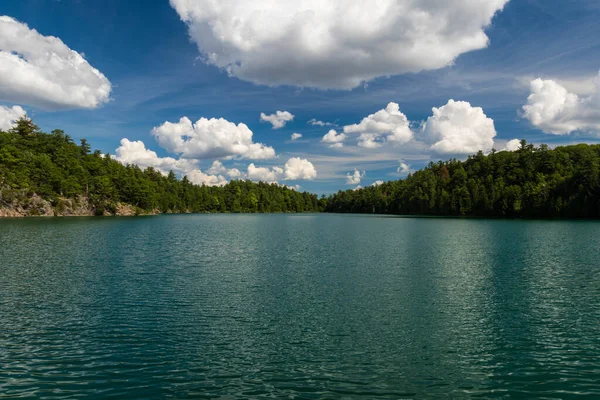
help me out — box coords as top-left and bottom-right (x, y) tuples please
(0, 194), (157, 217)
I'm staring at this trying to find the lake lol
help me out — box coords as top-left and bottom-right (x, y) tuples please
(1, 214), (600, 398)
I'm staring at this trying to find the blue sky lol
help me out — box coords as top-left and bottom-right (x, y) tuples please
(1, 0), (600, 193)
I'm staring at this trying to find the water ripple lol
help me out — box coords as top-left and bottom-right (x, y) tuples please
(1, 215), (600, 398)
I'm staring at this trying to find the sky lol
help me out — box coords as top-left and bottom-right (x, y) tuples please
(1, 0), (600, 194)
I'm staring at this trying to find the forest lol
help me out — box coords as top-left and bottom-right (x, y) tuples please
(0, 119), (322, 215)
(2, 118), (600, 218)
(326, 141), (600, 218)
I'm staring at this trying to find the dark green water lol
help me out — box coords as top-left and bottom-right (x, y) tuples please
(1, 214), (600, 399)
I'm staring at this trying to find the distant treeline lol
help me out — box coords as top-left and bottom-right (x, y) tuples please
(0, 118), (322, 214)
(325, 141), (600, 218)
(2, 118), (599, 218)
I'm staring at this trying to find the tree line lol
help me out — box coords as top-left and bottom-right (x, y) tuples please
(325, 141), (600, 218)
(0, 118), (322, 214)
(2, 118), (599, 218)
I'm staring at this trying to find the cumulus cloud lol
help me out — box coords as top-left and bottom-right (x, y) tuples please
(522, 75), (600, 135)
(151, 116), (276, 160)
(504, 139), (522, 152)
(170, 0), (508, 89)
(308, 119), (336, 127)
(207, 160), (242, 178)
(326, 99), (496, 155)
(321, 129), (347, 147)
(203, 158), (318, 183)
(247, 164), (284, 183)
(371, 180), (384, 187)
(346, 169), (365, 185)
(0, 16), (111, 110)
(114, 139), (316, 186)
(227, 168), (243, 178)
(398, 161), (413, 176)
(0, 105), (26, 130)
(344, 102), (413, 148)
(422, 99), (496, 155)
(115, 134), (316, 187)
(186, 170), (228, 186)
(206, 160), (226, 175)
(114, 139), (228, 186)
(114, 139), (197, 175)
(260, 110), (294, 129)
(246, 158), (317, 182)
(284, 157), (317, 180)
(291, 133), (303, 141)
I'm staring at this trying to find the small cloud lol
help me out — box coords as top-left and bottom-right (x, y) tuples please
(284, 157), (317, 180)
(308, 118), (336, 127)
(346, 169), (365, 185)
(397, 161), (413, 176)
(423, 99), (496, 155)
(291, 133), (303, 141)
(504, 139), (522, 152)
(321, 129), (347, 148)
(344, 102), (413, 148)
(260, 110), (294, 129)
(247, 158), (317, 182)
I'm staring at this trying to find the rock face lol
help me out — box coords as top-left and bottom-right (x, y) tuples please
(0, 192), (158, 218)
(0, 194), (55, 217)
(54, 196), (95, 217)
(111, 203), (137, 217)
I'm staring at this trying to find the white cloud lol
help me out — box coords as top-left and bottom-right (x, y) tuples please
(346, 169), (365, 185)
(114, 138), (316, 186)
(0, 16), (111, 110)
(186, 170), (228, 186)
(284, 184), (302, 191)
(316, 99), (497, 157)
(353, 185), (363, 191)
(247, 164), (284, 183)
(0, 105), (26, 130)
(398, 161), (413, 176)
(284, 157), (317, 180)
(344, 102), (413, 148)
(207, 160), (243, 178)
(291, 133), (303, 141)
(422, 99), (496, 155)
(371, 180), (384, 187)
(227, 168), (243, 178)
(206, 160), (227, 175)
(308, 119), (336, 127)
(170, 0), (508, 89)
(556, 77), (599, 96)
(504, 139), (522, 152)
(151, 116), (276, 160)
(260, 110), (294, 129)
(321, 129), (347, 147)
(211, 158), (318, 183)
(522, 75), (600, 135)
(114, 138), (228, 186)
(114, 138), (197, 175)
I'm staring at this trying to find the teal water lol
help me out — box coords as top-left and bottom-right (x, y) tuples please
(1, 214), (600, 399)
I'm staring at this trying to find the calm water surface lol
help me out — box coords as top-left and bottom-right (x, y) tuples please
(1, 214), (600, 399)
